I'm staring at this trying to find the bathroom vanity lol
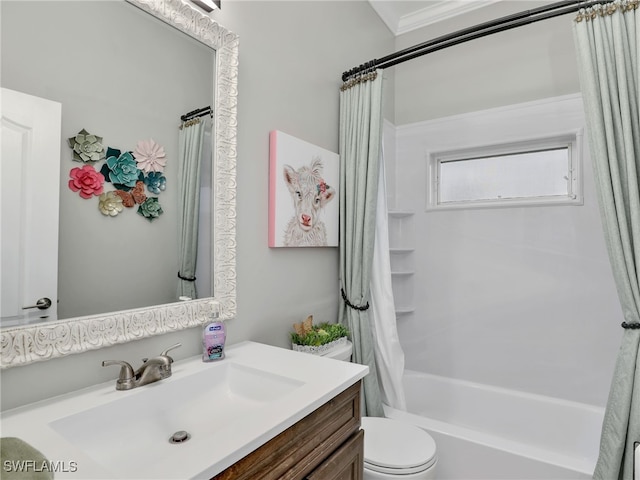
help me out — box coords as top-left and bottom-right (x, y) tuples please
(0, 342), (368, 479)
(214, 380), (363, 480)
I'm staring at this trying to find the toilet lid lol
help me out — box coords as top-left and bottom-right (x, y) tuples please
(361, 417), (437, 475)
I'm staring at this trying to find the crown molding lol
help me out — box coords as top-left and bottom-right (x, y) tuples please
(369, 0), (502, 36)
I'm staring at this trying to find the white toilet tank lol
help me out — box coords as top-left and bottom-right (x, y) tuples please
(320, 340), (354, 361)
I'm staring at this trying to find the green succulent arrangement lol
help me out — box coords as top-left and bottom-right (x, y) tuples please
(290, 319), (349, 347)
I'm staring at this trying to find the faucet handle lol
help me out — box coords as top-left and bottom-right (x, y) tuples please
(141, 343), (182, 363)
(161, 343), (182, 359)
(102, 360), (136, 390)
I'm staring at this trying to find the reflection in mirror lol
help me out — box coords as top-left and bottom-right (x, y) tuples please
(2, 0), (213, 324)
(177, 108), (214, 301)
(2, 88), (62, 325)
(0, 0), (237, 368)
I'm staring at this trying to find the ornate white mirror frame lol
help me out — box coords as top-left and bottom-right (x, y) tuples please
(0, 0), (237, 369)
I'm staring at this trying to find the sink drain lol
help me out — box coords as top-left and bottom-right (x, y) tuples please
(169, 430), (191, 444)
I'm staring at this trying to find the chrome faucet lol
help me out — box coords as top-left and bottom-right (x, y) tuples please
(102, 343), (182, 390)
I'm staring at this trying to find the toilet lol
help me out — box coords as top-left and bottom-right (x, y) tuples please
(320, 341), (437, 479)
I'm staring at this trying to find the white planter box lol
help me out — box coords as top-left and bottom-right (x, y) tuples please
(291, 336), (347, 356)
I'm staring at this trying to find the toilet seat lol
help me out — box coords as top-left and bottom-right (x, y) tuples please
(361, 417), (437, 475)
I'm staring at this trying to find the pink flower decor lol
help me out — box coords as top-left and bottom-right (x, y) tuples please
(68, 164), (105, 199)
(134, 139), (166, 173)
(317, 181), (330, 196)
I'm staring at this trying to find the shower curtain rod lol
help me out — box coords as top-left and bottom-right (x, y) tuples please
(180, 105), (212, 122)
(342, 0), (609, 81)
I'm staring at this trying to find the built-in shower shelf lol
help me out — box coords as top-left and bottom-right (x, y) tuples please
(395, 307), (415, 315)
(388, 211), (415, 319)
(388, 210), (414, 218)
(390, 248), (414, 254)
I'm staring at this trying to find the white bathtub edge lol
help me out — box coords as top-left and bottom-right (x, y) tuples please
(383, 404), (597, 477)
(402, 370), (606, 415)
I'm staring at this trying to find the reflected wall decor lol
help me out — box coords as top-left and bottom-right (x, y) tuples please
(269, 131), (339, 247)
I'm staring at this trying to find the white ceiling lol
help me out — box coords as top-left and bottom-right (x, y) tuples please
(368, 0), (502, 36)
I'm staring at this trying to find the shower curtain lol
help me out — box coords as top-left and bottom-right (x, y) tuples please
(339, 69), (385, 417)
(177, 117), (207, 300)
(370, 152), (407, 411)
(573, 2), (639, 479)
(339, 69), (407, 415)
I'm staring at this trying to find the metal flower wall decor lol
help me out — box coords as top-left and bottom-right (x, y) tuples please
(67, 129), (166, 221)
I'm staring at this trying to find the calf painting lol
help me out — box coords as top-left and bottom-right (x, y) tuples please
(269, 131), (339, 247)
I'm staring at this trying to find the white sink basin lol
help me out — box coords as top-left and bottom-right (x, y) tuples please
(49, 363), (304, 478)
(1, 341), (368, 479)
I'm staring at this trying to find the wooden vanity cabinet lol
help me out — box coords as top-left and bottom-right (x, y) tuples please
(212, 380), (363, 480)
(305, 429), (364, 480)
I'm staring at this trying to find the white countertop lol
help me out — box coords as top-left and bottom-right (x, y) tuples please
(1, 341), (368, 479)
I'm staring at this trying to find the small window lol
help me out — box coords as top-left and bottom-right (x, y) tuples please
(427, 134), (583, 210)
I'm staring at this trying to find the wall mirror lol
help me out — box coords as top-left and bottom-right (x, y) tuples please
(0, 0), (237, 368)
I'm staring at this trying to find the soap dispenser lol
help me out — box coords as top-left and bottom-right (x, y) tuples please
(202, 308), (225, 362)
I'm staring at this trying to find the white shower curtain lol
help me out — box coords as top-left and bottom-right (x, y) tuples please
(369, 144), (407, 411)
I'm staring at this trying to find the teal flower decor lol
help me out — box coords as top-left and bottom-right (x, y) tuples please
(144, 172), (167, 195)
(137, 197), (163, 222)
(68, 135), (167, 222)
(67, 128), (105, 163)
(103, 148), (141, 189)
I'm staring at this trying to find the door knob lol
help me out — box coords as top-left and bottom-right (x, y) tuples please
(22, 297), (52, 310)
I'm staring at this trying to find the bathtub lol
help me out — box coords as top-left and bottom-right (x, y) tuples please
(383, 370), (604, 479)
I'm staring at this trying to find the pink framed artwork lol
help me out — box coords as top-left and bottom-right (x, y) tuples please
(269, 130), (339, 247)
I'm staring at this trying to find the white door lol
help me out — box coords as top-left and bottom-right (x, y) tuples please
(1, 88), (61, 325)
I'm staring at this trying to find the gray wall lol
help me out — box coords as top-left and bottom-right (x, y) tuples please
(393, 1), (581, 124)
(0, 1), (393, 410)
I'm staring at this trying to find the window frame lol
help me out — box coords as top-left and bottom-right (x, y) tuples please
(426, 131), (584, 211)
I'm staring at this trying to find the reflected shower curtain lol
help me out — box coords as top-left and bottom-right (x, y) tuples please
(339, 69), (385, 417)
(177, 118), (206, 300)
(573, 2), (640, 479)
